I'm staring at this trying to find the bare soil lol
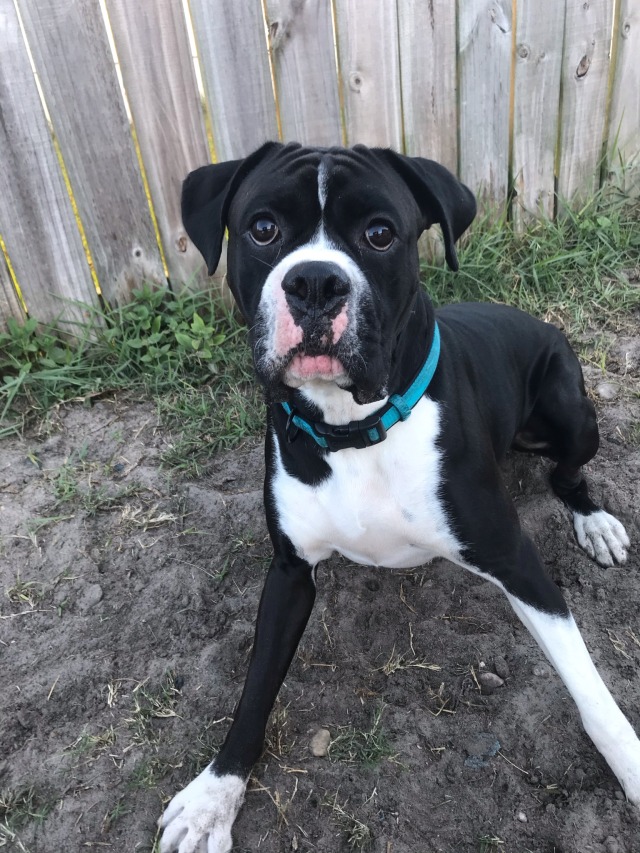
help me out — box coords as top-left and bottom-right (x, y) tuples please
(1, 338), (640, 853)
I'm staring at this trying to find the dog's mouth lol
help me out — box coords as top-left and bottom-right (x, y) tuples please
(283, 351), (348, 387)
(252, 330), (386, 406)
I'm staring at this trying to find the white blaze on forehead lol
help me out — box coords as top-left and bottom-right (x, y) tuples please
(318, 158), (330, 210)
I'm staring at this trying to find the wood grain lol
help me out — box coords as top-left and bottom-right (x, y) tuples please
(512, 0), (565, 223)
(334, 0), (403, 149)
(608, 0), (640, 176)
(106, 0), (211, 289)
(0, 0), (97, 325)
(458, 0), (513, 210)
(189, 0), (278, 160)
(17, 0), (165, 305)
(265, 0), (342, 147)
(397, 0), (457, 171)
(557, 0), (614, 204)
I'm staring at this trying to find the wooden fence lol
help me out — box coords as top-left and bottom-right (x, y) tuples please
(0, 0), (638, 330)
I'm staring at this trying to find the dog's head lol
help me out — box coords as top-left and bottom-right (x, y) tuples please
(182, 143), (475, 404)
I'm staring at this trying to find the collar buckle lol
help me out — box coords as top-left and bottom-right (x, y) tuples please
(313, 412), (387, 451)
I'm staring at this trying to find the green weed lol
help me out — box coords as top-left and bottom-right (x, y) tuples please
(102, 796), (130, 832)
(125, 672), (182, 746)
(478, 835), (505, 853)
(0, 786), (54, 841)
(5, 575), (45, 608)
(323, 794), (373, 850)
(329, 706), (390, 767)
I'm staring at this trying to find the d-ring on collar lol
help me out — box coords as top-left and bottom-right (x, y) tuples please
(281, 323), (441, 452)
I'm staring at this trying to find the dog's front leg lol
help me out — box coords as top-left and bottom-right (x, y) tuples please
(159, 549), (316, 853)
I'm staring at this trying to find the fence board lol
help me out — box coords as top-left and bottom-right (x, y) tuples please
(334, 0), (403, 149)
(105, 0), (211, 289)
(189, 0), (278, 161)
(397, 0), (457, 172)
(265, 0), (342, 147)
(17, 0), (164, 305)
(0, 0), (97, 327)
(0, 252), (25, 325)
(608, 0), (640, 172)
(557, 0), (613, 204)
(458, 0), (512, 209)
(512, 0), (565, 223)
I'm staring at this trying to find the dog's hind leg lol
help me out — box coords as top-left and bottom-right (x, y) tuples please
(518, 346), (629, 566)
(462, 534), (640, 804)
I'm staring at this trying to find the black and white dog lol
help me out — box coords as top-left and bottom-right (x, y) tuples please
(159, 142), (639, 853)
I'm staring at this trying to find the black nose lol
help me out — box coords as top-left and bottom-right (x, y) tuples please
(281, 261), (350, 315)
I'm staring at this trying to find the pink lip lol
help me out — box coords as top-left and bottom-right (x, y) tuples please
(287, 353), (346, 380)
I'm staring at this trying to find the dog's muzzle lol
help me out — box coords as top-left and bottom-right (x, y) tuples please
(275, 260), (351, 385)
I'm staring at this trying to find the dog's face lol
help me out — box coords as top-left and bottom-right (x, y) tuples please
(182, 143), (475, 404)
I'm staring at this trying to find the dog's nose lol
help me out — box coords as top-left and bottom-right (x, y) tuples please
(281, 261), (350, 314)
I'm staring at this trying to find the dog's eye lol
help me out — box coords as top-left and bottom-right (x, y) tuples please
(364, 222), (394, 251)
(250, 218), (279, 245)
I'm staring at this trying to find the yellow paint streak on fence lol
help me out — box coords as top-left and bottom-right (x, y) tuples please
(50, 132), (102, 296)
(182, 0), (217, 162)
(0, 233), (28, 314)
(261, 0), (284, 141)
(509, 0), (518, 194)
(603, 0), (622, 170)
(13, 0), (100, 298)
(329, 0), (348, 147)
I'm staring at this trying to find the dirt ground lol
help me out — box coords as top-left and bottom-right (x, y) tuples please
(1, 333), (640, 853)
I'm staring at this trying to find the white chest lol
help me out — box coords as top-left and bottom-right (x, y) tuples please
(271, 397), (462, 569)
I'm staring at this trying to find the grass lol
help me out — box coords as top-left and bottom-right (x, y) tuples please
(0, 286), (262, 474)
(1, 186), (639, 474)
(329, 705), (390, 767)
(424, 188), (640, 333)
(0, 787), (54, 851)
(323, 794), (373, 850)
(5, 575), (45, 608)
(125, 672), (182, 746)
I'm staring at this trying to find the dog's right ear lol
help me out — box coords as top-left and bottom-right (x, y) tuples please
(182, 142), (280, 275)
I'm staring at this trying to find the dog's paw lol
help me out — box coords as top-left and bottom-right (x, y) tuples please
(573, 510), (630, 567)
(159, 767), (246, 853)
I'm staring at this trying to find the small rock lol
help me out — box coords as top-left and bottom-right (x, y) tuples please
(463, 731), (501, 768)
(595, 382), (618, 401)
(77, 583), (103, 613)
(604, 837), (621, 853)
(533, 664), (548, 677)
(516, 811), (527, 823)
(545, 803), (556, 816)
(494, 656), (510, 679)
(310, 728), (331, 757)
(479, 672), (504, 694)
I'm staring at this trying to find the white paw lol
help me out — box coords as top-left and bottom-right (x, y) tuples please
(159, 767), (246, 853)
(573, 510), (630, 567)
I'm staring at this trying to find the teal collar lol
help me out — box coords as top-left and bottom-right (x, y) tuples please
(281, 322), (440, 452)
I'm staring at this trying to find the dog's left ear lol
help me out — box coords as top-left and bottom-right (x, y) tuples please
(182, 142), (281, 275)
(374, 149), (476, 271)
